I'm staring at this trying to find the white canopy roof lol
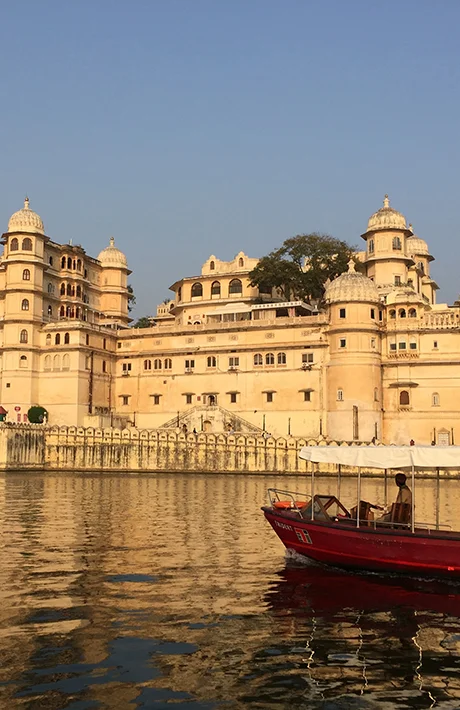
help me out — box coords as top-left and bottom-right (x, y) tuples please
(299, 446), (460, 469)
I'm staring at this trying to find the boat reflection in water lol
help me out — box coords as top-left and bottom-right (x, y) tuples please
(264, 558), (460, 708)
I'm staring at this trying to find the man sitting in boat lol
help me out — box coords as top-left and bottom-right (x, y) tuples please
(378, 473), (412, 524)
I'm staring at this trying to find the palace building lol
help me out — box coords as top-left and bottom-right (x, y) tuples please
(0, 196), (458, 445)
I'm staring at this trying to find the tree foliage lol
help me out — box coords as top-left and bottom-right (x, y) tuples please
(133, 316), (152, 328)
(28, 405), (48, 424)
(127, 284), (136, 313)
(249, 233), (356, 303)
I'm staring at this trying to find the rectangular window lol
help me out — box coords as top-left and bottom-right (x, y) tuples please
(229, 357), (239, 368)
(117, 342), (122, 349)
(185, 359), (195, 370)
(379, 311), (383, 321)
(102, 360), (106, 373)
(370, 338), (376, 349)
(266, 392), (274, 403)
(229, 392), (237, 403)
(370, 308), (375, 319)
(339, 338), (346, 348)
(185, 394), (193, 404)
(409, 342), (417, 350)
(122, 362), (132, 371)
(398, 342), (406, 350)
(303, 391), (311, 402)
(394, 275), (401, 286)
(339, 308), (346, 319)
(152, 395), (160, 405)
(337, 389), (344, 401)
(122, 395), (129, 406)
(389, 343), (397, 351)
(433, 341), (438, 349)
(302, 352), (314, 364)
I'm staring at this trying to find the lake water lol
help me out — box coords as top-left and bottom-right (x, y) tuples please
(1, 472), (460, 709)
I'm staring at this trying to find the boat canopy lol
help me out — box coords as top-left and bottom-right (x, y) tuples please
(299, 445), (460, 469)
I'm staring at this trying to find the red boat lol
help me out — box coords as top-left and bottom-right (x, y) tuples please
(262, 445), (460, 579)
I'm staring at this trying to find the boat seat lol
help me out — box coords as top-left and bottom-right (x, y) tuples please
(390, 502), (411, 526)
(350, 500), (374, 526)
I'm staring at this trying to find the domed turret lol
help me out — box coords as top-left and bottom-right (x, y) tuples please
(8, 197), (44, 235)
(97, 237), (128, 268)
(366, 195), (407, 233)
(325, 260), (379, 304)
(406, 227), (432, 259)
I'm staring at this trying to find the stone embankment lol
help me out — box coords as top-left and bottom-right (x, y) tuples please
(0, 424), (456, 476)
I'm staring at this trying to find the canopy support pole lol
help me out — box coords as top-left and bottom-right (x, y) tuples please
(436, 467), (440, 531)
(337, 464), (341, 501)
(411, 464), (415, 534)
(384, 468), (388, 508)
(311, 468), (315, 521)
(357, 467), (361, 528)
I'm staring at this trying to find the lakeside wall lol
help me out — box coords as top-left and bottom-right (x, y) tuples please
(0, 424), (457, 477)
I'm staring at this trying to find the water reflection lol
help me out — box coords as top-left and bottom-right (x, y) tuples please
(0, 473), (460, 708)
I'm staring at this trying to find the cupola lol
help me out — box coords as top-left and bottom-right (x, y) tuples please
(8, 197), (44, 235)
(97, 237), (128, 268)
(325, 259), (380, 304)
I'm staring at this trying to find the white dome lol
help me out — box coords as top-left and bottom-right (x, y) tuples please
(366, 195), (407, 233)
(406, 232), (429, 256)
(325, 260), (380, 304)
(8, 197), (44, 234)
(97, 237), (128, 268)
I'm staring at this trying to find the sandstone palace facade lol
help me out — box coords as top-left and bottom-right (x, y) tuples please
(1, 196), (458, 445)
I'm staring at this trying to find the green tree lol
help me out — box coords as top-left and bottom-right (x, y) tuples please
(249, 233), (356, 303)
(133, 316), (152, 328)
(127, 283), (136, 313)
(28, 405), (48, 424)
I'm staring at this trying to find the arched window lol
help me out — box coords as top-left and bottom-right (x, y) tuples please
(144, 359), (152, 370)
(53, 354), (60, 370)
(392, 237), (402, 251)
(73, 260), (76, 270)
(62, 354), (70, 370)
(46, 334), (51, 345)
(337, 389), (344, 401)
(389, 309), (396, 319)
(67, 284), (72, 296)
(408, 308), (417, 318)
(368, 239), (374, 254)
(399, 309), (406, 318)
(44, 355), (51, 371)
(374, 387), (378, 401)
(48, 283), (53, 293)
(238, 257), (244, 267)
(277, 352), (286, 365)
(10, 238), (19, 251)
(154, 359), (162, 370)
(60, 283), (66, 295)
(432, 392), (440, 407)
(209, 260), (215, 270)
(61, 256), (66, 268)
(76, 285), (82, 298)
(22, 269), (30, 281)
(207, 356), (217, 368)
(71, 286), (75, 297)
(75, 307), (80, 319)
(399, 390), (410, 406)
(64, 332), (70, 344)
(67, 257), (72, 269)
(66, 306), (71, 317)
(191, 283), (203, 298)
(265, 352), (275, 365)
(22, 238), (32, 251)
(21, 299), (29, 311)
(177, 287), (182, 302)
(20, 329), (28, 343)
(47, 305), (52, 316)
(164, 358), (172, 369)
(55, 333), (60, 345)
(60, 305), (65, 317)
(229, 279), (242, 296)
(254, 353), (263, 366)
(77, 259), (82, 271)
(211, 281), (221, 297)
(417, 261), (425, 274)
(19, 355), (27, 368)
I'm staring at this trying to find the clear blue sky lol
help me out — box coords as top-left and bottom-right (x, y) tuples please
(1, 0), (459, 316)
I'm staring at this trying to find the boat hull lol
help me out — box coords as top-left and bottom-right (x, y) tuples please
(263, 508), (460, 578)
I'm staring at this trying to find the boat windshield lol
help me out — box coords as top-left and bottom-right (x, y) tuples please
(302, 495), (350, 522)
